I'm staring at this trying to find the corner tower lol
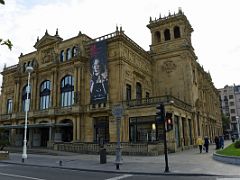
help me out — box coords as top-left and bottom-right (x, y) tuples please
(147, 8), (198, 105)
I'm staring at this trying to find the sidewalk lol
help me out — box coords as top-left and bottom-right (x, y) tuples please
(1, 140), (239, 176)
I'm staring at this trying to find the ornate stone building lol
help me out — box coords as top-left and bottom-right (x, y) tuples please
(0, 9), (222, 154)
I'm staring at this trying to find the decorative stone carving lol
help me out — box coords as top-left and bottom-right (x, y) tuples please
(42, 48), (55, 64)
(162, 61), (176, 73)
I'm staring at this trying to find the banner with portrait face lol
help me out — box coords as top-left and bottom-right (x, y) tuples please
(90, 40), (108, 104)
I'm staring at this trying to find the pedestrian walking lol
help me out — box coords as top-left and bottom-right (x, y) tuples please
(204, 136), (209, 153)
(214, 136), (220, 149)
(196, 136), (204, 153)
(219, 135), (224, 149)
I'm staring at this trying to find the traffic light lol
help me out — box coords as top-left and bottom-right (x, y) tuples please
(165, 112), (173, 131)
(156, 104), (165, 124)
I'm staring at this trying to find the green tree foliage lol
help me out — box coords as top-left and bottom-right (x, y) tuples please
(222, 113), (230, 131)
(0, 0), (13, 50)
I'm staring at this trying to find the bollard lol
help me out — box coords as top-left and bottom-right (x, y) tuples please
(59, 160), (62, 166)
(99, 148), (107, 164)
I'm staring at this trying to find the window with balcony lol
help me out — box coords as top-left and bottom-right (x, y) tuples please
(136, 82), (142, 105)
(22, 85), (31, 112)
(40, 80), (51, 110)
(7, 99), (13, 114)
(61, 75), (74, 107)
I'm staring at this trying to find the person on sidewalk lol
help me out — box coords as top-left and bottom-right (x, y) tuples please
(219, 135), (224, 149)
(196, 136), (204, 153)
(214, 136), (220, 149)
(204, 136), (209, 153)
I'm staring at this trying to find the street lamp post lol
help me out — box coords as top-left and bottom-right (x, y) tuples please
(22, 66), (33, 163)
(236, 116), (240, 139)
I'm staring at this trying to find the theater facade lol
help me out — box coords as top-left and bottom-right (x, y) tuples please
(0, 10), (222, 154)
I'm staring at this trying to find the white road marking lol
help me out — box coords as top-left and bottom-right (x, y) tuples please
(105, 174), (133, 180)
(0, 172), (46, 180)
(217, 178), (240, 180)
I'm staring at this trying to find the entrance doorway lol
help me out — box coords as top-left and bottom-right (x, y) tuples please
(94, 117), (109, 144)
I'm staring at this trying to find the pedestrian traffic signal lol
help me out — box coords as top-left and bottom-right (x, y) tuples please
(156, 104), (165, 123)
(165, 112), (173, 131)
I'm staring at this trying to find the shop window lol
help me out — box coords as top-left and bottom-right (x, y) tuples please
(40, 80), (51, 110)
(61, 75), (74, 107)
(129, 116), (164, 143)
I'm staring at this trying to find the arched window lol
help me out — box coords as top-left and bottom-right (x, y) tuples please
(72, 46), (77, 57)
(154, 31), (161, 43)
(40, 80), (51, 110)
(61, 75), (74, 107)
(60, 50), (64, 62)
(164, 29), (171, 41)
(22, 85), (31, 112)
(174, 26), (181, 38)
(136, 82), (142, 100)
(66, 48), (71, 60)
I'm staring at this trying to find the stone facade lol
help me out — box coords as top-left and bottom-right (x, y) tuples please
(0, 9), (222, 153)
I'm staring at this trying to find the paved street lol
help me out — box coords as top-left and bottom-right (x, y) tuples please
(0, 164), (235, 180)
(0, 140), (239, 178)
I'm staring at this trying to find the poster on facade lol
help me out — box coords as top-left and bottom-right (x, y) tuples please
(90, 40), (108, 104)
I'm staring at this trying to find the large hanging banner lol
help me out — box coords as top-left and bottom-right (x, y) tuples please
(90, 40), (108, 104)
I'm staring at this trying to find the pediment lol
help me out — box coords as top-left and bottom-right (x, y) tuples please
(34, 31), (62, 50)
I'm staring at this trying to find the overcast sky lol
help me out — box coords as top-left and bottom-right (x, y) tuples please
(0, 0), (239, 89)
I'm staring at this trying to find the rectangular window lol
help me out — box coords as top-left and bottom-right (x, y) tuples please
(146, 92), (150, 98)
(229, 101), (235, 106)
(229, 95), (234, 99)
(230, 109), (235, 113)
(126, 84), (131, 101)
(7, 99), (13, 114)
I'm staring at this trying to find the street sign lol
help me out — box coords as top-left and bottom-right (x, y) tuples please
(112, 104), (123, 118)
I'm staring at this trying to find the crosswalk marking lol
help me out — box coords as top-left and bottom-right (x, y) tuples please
(105, 174), (133, 180)
(0, 172), (46, 180)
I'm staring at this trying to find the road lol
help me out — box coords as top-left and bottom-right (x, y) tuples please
(0, 164), (238, 180)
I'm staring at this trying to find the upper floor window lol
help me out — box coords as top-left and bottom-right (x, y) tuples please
(164, 29), (170, 41)
(60, 50), (64, 62)
(154, 31), (161, 43)
(72, 46), (78, 57)
(230, 109), (235, 113)
(40, 80), (51, 110)
(229, 95), (234, 99)
(136, 82), (142, 100)
(126, 84), (131, 101)
(146, 92), (150, 98)
(174, 26), (181, 38)
(66, 48), (71, 60)
(61, 75), (74, 107)
(22, 85), (31, 112)
(7, 99), (13, 114)
(229, 101), (235, 106)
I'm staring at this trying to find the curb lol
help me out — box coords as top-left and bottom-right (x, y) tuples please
(213, 152), (240, 165)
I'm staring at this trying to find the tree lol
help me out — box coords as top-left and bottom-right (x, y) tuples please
(222, 113), (230, 133)
(0, 0), (13, 50)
